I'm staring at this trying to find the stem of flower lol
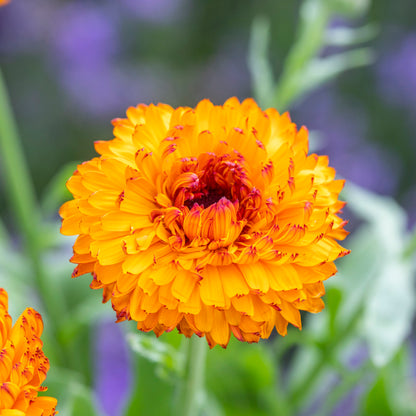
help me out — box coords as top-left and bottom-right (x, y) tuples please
(273, 0), (331, 110)
(0, 69), (65, 361)
(0, 71), (42, 255)
(176, 335), (208, 416)
(311, 361), (373, 416)
(289, 304), (363, 412)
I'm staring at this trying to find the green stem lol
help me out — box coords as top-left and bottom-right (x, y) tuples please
(0, 69), (65, 361)
(176, 336), (208, 416)
(273, 0), (330, 110)
(269, 345), (293, 416)
(0, 71), (41, 251)
(312, 361), (373, 416)
(290, 351), (327, 410)
(248, 16), (275, 109)
(289, 304), (363, 412)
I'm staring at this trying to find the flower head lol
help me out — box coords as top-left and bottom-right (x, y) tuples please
(60, 98), (349, 348)
(0, 0), (10, 7)
(0, 288), (57, 415)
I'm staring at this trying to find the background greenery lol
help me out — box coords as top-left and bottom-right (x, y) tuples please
(0, 0), (415, 415)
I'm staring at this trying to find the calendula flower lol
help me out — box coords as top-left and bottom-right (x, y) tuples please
(0, 288), (57, 415)
(60, 98), (349, 348)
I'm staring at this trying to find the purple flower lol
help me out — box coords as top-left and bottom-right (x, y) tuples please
(0, 0), (49, 53)
(94, 320), (132, 416)
(377, 32), (416, 110)
(48, 3), (179, 118)
(48, 3), (124, 117)
(51, 4), (118, 67)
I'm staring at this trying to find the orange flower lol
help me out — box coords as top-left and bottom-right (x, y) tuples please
(0, 0), (10, 7)
(0, 288), (57, 415)
(60, 98), (349, 348)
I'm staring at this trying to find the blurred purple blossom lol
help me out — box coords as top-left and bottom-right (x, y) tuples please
(49, 3), (124, 117)
(94, 321), (132, 416)
(377, 32), (416, 110)
(120, 0), (185, 23)
(0, 0), (50, 53)
(294, 90), (400, 195)
(52, 4), (118, 66)
(48, 3), (179, 118)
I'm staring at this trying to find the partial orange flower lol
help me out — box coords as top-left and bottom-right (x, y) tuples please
(0, 0), (11, 7)
(60, 98), (349, 348)
(0, 288), (57, 415)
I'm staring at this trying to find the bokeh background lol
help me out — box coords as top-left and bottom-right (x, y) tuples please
(0, 1), (415, 415)
(1, 0), (416, 221)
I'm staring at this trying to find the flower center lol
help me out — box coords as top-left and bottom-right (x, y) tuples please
(150, 152), (269, 253)
(184, 190), (231, 210)
(170, 153), (252, 211)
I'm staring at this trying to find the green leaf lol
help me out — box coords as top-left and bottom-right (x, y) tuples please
(206, 340), (282, 416)
(127, 332), (184, 380)
(327, 0), (371, 17)
(343, 184), (416, 367)
(325, 24), (378, 47)
(325, 287), (343, 337)
(330, 225), (383, 327)
(248, 16), (275, 108)
(273, 0), (330, 109)
(361, 374), (393, 416)
(363, 257), (414, 367)
(203, 393), (226, 416)
(59, 300), (112, 344)
(355, 346), (416, 416)
(296, 48), (374, 103)
(69, 386), (100, 416)
(384, 346), (416, 416)
(343, 184), (407, 250)
(47, 368), (100, 416)
(271, 0), (374, 110)
(125, 345), (176, 416)
(60, 383), (100, 416)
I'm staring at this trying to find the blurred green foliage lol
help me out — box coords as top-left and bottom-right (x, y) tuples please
(0, 0), (415, 205)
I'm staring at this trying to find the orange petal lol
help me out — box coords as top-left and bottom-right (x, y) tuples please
(178, 285), (201, 314)
(219, 264), (250, 297)
(194, 304), (214, 332)
(199, 266), (227, 308)
(231, 295), (254, 316)
(238, 263), (269, 293)
(171, 271), (197, 303)
(209, 309), (230, 347)
(0, 382), (20, 408)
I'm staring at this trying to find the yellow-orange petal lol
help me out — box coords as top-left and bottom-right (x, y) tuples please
(60, 97), (349, 348)
(199, 266), (227, 309)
